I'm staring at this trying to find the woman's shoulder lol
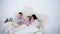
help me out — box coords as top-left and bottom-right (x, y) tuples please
(33, 20), (39, 24)
(34, 20), (39, 22)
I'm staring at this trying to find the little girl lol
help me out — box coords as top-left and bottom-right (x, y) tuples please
(24, 16), (31, 26)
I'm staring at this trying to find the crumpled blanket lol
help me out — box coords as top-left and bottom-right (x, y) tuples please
(13, 24), (39, 34)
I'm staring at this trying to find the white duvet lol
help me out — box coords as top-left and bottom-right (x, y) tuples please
(1, 22), (42, 34)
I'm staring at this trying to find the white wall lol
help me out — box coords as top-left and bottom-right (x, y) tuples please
(0, 0), (60, 34)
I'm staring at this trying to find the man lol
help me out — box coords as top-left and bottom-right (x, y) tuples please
(13, 12), (25, 25)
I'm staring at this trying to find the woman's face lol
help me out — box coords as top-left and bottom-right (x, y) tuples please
(31, 17), (34, 22)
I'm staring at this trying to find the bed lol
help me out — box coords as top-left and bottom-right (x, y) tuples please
(0, 7), (47, 34)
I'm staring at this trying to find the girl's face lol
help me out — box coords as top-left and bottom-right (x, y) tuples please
(31, 17), (34, 22)
(25, 17), (29, 21)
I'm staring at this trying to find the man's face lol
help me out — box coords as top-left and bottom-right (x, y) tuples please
(18, 14), (22, 18)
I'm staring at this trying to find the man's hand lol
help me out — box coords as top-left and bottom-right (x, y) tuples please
(12, 21), (20, 28)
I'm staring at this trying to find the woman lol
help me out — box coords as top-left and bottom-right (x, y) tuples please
(31, 14), (39, 27)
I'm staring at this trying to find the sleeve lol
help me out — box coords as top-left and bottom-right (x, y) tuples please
(12, 17), (17, 22)
(21, 18), (25, 24)
(33, 20), (39, 27)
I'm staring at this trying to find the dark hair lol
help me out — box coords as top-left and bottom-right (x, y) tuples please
(18, 12), (23, 16)
(27, 16), (31, 21)
(31, 14), (37, 20)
